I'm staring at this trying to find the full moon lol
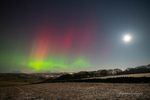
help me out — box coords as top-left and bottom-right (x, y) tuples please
(123, 34), (132, 43)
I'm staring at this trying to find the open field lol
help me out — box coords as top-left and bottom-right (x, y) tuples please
(0, 83), (150, 100)
(0, 81), (28, 87)
(0, 73), (150, 99)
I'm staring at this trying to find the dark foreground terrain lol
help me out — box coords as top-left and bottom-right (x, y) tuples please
(0, 71), (150, 100)
(0, 83), (150, 100)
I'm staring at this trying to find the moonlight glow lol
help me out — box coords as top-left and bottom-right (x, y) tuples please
(123, 34), (132, 43)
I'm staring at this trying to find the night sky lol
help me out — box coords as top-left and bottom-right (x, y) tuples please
(0, 0), (150, 72)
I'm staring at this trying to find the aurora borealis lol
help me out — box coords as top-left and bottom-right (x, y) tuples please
(28, 26), (91, 71)
(1, 0), (150, 72)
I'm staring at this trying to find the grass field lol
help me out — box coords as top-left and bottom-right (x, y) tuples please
(0, 83), (150, 100)
(0, 73), (150, 100)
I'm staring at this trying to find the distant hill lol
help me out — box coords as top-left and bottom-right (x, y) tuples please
(0, 64), (150, 84)
(43, 64), (150, 83)
(0, 73), (64, 83)
(121, 64), (150, 74)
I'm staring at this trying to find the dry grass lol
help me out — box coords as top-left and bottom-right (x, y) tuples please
(0, 83), (150, 100)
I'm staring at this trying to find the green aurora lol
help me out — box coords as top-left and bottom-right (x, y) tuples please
(0, 53), (90, 72)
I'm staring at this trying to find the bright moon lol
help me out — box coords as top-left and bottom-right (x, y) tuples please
(123, 34), (132, 43)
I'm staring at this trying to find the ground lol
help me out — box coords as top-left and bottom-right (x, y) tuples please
(0, 83), (150, 100)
